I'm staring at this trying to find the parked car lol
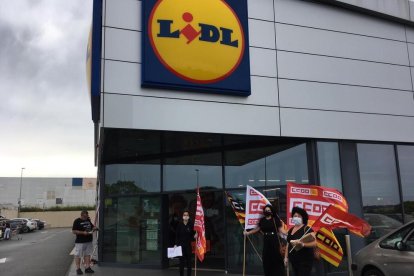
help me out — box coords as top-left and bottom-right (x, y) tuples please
(352, 220), (414, 276)
(11, 218), (36, 232)
(33, 219), (45, 230)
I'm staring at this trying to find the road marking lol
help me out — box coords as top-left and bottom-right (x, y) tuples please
(0, 258), (6, 264)
(41, 231), (48, 234)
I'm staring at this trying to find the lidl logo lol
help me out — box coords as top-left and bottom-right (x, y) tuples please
(142, 0), (250, 96)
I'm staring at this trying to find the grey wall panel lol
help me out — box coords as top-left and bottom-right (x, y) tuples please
(280, 108), (414, 142)
(333, 0), (410, 21)
(411, 2), (414, 22)
(277, 51), (412, 91)
(104, 60), (279, 106)
(250, 47), (277, 77)
(247, 0), (274, 21)
(408, 43), (414, 66)
(279, 79), (414, 116)
(276, 23), (409, 65)
(104, 27), (141, 63)
(274, 0), (406, 41)
(407, 27), (414, 43)
(105, 0), (141, 31)
(103, 93), (281, 136)
(249, 19), (276, 49)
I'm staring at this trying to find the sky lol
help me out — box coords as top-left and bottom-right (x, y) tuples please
(0, 0), (96, 177)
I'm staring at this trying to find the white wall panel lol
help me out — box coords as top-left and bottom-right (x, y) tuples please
(407, 27), (414, 44)
(247, 0), (274, 21)
(104, 60), (278, 106)
(105, 27), (141, 63)
(105, 0), (141, 31)
(274, 0), (406, 41)
(249, 19), (276, 49)
(280, 108), (414, 142)
(279, 79), (414, 116)
(250, 47), (277, 77)
(278, 51), (412, 91)
(276, 23), (409, 66)
(103, 93), (281, 136)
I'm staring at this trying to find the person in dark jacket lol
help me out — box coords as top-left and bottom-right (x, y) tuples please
(244, 204), (285, 276)
(175, 210), (196, 276)
(285, 206), (316, 276)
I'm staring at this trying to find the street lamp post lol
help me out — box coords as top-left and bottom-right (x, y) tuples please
(18, 167), (25, 215)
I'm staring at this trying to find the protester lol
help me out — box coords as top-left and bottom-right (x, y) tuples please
(174, 210), (196, 276)
(244, 204), (285, 276)
(72, 210), (97, 275)
(4, 221), (11, 240)
(285, 206), (316, 276)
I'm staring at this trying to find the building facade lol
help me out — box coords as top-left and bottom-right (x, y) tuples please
(90, 0), (414, 274)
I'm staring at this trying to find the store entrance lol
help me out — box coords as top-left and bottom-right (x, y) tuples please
(167, 190), (225, 270)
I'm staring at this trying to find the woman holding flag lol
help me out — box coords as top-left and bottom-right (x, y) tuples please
(285, 206), (316, 276)
(243, 204), (285, 276)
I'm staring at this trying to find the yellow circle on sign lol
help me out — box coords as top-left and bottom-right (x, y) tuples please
(149, 0), (245, 83)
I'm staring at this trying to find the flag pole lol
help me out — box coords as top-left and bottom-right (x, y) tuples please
(243, 233), (246, 276)
(345, 235), (353, 276)
(194, 241), (197, 276)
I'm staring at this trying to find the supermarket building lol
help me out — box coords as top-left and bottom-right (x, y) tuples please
(88, 0), (414, 275)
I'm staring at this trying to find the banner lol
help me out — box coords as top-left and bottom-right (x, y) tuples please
(245, 186), (271, 230)
(194, 188), (207, 262)
(225, 191), (245, 225)
(315, 228), (344, 267)
(286, 182), (348, 227)
(312, 205), (371, 237)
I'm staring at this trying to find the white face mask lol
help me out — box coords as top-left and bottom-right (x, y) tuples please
(183, 216), (189, 221)
(292, 217), (303, 226)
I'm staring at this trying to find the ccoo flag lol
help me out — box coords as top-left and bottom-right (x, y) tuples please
(313, 205), (371, 237)
(315, 228), (344, 267)
(194, 188), (207, 262)
(225, 191), (245, 225)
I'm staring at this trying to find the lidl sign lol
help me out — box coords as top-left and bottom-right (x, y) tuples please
(142, 0), (251, 96)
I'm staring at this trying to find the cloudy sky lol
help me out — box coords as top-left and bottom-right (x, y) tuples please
(0, 1), (96, 177)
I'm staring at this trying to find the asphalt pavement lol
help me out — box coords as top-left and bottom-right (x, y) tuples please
(0, 228), (74, 276)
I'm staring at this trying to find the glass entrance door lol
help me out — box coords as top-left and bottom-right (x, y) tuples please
(167, 190), (225, 270)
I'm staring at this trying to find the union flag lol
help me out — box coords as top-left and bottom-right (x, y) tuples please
(225, 191), (245, 225)
(315, 228), (344, 267)
(194, 188), (207, 262)
(313, 205), (371, 237)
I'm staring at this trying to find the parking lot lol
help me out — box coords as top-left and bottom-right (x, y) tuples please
(0, 228), (74, 276)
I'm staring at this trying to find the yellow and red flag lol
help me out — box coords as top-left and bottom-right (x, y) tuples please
(312, 205), (371, 237)
(225, 191), (245, 225)
(194, 188), (207, 262)
(315, 228), (344, 267)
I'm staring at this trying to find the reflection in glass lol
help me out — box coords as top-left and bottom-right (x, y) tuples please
(357, 144), (403, 243)
(163, 153), (222, 191)
(105, 163), (161, 195)
(102, 195), (161, 264)
(397, 145), (414, 223)
(317, 142), (342, 192)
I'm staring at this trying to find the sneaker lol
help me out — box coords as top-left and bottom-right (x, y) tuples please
(76, 268), (83, 275)
(85, 267), (94, 274)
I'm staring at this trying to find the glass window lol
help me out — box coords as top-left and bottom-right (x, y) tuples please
(406, 228), (414, 252)
(105, 162), (161, 195)
(397, 145), (414, 223)
(163, 152), (222, 191)
(317, 142), (342, 192)
(102, 195), (162, 264)
(379, 224), (414, 250)
(357, 144), (403, 243)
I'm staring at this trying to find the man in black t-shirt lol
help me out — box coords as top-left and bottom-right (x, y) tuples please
(72, 210), (97, 275)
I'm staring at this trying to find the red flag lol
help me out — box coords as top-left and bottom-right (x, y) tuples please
(194, 188), (206, 262)
(312, 205), (371, 237)
(287, 182), (348, 227)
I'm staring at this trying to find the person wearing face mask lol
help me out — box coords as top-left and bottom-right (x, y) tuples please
(285, 206), (316, 276)
(175, 210), (197, 276)
(243, 204), (285, 276)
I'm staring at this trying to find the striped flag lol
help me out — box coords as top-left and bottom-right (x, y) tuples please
(315, 228), (344, 267)
(194, 188), (207, 262)
(225, 191), (245, 225)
